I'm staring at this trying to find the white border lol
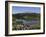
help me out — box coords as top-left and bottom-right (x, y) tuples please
(8, 2), (43, 34)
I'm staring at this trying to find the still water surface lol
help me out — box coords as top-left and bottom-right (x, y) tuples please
(16, 19), (39, 25)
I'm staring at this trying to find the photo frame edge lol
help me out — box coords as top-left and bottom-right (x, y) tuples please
(5, 1), (45, 36)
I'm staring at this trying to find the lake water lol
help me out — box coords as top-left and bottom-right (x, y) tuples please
(16, 19), (39, 25)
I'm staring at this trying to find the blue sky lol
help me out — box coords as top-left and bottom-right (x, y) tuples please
(12, 6), (40, 14)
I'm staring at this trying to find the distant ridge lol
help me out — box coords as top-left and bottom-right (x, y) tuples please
(12, 12), (40, 17)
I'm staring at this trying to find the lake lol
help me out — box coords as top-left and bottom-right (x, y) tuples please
(16, 19), (39, 25)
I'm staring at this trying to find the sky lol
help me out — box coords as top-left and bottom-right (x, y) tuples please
(12, 6), (40, 14)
